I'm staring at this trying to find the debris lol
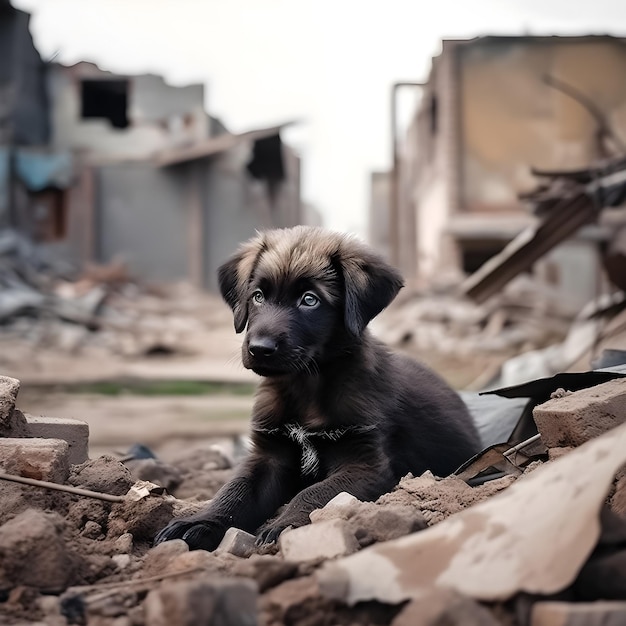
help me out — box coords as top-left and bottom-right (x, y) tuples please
(142, 539), (190, 577)
(144, 578), (258, 626)
(24, 414), (89, 465)
(279, 519), (359, 562)
(0, 509), (78, 593)
(531, 601), (626, 626)
(390, 587), (501, 626)
(69, 455), (134, 497)
(216, 527), (257, 558)
(533, 378), (626, 447)
(0, 438), (70, 483)
(317, 421), (626, 605)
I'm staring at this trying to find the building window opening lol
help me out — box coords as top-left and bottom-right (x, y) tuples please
(81, 79), (129, 129)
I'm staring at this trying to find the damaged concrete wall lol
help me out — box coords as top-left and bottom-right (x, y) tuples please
(460, 37), (626, 212)
(95, 162), (190, 283)
(49, 62), (209, 160)
(399, 36), (626, 299)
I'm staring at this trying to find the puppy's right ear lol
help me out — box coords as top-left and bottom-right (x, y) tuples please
(217, 237), (265, 333)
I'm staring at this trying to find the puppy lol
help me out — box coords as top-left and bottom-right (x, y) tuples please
(154, 226), (481, 550)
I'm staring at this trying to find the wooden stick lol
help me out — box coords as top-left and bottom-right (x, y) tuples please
(0, 471), (125, 503)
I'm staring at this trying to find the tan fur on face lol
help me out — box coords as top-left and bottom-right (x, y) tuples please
(233, 226), (372, 302)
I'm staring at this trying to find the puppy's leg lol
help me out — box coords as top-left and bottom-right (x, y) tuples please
(256, 463), (395, 544)
(154, 453), (295, 551)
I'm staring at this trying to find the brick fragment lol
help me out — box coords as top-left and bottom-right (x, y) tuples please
(216, 527), (256, 557)
(0, 437), (70, 482)
(279, 519), (359, 562)
(531, 601), (626, 626)
(25, 414), (89, 465)
(533, 378), (626, 448)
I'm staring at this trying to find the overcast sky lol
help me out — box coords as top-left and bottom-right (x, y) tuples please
(13, 0), (626, 235)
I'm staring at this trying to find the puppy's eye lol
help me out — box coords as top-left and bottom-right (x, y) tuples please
(300, 292), (319, 308)
(251, 289), (265, 305)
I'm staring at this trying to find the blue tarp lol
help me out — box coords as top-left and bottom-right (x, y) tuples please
(14, 149), (73, 192)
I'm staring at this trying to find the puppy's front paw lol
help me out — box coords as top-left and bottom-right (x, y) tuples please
(255, 522), (292, 546)
(154, 518), (226, 551)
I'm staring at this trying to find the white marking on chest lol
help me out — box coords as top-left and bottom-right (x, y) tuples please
(256, 423), (377, 477)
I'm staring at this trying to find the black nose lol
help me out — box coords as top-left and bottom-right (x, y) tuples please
(248, 336), (278, 358)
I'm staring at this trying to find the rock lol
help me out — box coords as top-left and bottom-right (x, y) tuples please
(0, 437), (70, 482)
(261, 576), (321, 625)
(107, 496), (174, 541)
(533, 378), (626, 448)
(531, 601), (626, 625)
(124, 458), (182, 492)
(0, 375), (21, 434)
(279, 519), (359, 562)
(66, 499), (109, 531)
(0, 509), (76, 592)
(164, 549), (221, 575)
(348, 504), (427, 547)
(82, 520), (103, 539)
(391, 588), (501, 625)
(216, 527), (256, 558)
(25, 414), (89, 465)
(235, 555), (298, 592)
(69, 455), (133, 496)
(144, 578), (257, 626)
(317, 422), (626, 605)
(114, 532), (134, 554)
(143, 539), (189, 577)
(112, 554), (132, 570)
(309, 492), (363, 523)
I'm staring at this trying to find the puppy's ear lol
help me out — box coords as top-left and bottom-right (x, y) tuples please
(218, 237), (265, 333)
(339, 249), (404, 336)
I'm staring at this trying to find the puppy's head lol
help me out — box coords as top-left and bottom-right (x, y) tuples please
(218, 226), (403, 376)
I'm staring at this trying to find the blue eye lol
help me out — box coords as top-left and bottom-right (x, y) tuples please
(252, 289), (264, 304)
(300, 292), (319, 308)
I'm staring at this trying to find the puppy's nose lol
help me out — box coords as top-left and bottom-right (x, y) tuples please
(248, 336), (278, 358)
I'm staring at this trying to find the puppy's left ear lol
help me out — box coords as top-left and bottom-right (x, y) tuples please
(340, 249), (404, 336)
(218, 237), (265, 333)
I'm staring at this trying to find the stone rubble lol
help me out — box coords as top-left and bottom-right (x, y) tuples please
(0, 373), (626, 625)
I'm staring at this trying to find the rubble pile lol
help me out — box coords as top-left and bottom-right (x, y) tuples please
(0, 231), (234, 370)
(1, 373), (626, 625)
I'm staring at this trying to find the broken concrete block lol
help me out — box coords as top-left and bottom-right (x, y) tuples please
(144, 578), (257, 626)
(142, 539), (189, 577)
(391, 588), (500, 626)
(280, 519), (359, 562)
(0, 375), (20, 431)
(318, 421), (626, 605)
(531, 601), (626, 626)
(69, 455), (133, 496)
(533, 378), (626, 448)
(25, 414), (89, 465)
(216, 527), (256, 557)
(0, 437), (70, 482)
(349, 504), (427, 547)
(0, 509), (76, 593)
(309, 492), (363, 523)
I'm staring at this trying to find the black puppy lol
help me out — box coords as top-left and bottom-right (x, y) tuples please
(155, 226), (481, 550)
